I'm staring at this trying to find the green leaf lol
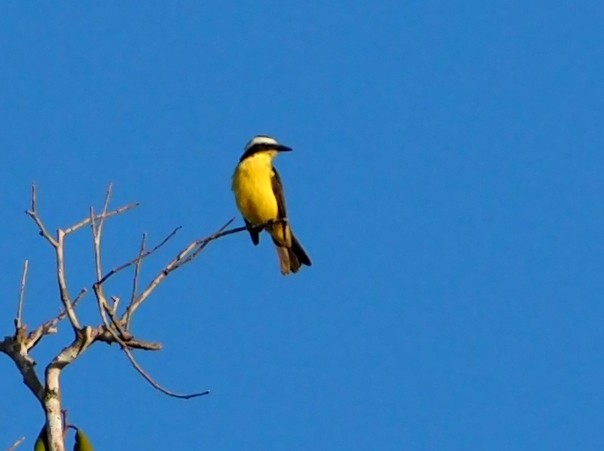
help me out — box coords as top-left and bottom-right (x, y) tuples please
(74, 428), (94, 451)
(33, 425), (47, 451)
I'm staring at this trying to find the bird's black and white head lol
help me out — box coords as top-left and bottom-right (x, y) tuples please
(240, 135), (292, 162)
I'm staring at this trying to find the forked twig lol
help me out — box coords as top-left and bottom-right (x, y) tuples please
(25, 184), (57, 247)
(65, 203), (139, 236)
(124, 218), (234, 320)
(99, 226), (181, 286)
(102, 302), (131, 341)
(26, 289), (87, 351)
(123, 217), (283, 322)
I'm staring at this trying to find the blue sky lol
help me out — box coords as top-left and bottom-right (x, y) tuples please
(1, 2), (603, 450)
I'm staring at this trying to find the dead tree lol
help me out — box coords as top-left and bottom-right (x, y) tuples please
(1, 184), (262, 451)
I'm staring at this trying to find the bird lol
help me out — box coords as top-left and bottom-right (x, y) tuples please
(232, 135), (311, 275)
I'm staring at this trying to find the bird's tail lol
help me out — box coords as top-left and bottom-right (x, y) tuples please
(273, 230), (311, 276)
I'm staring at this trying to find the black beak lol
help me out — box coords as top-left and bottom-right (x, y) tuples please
(276, 144), (293, 152)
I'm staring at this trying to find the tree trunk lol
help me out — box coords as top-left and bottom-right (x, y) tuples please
(45, 367), (65, 451)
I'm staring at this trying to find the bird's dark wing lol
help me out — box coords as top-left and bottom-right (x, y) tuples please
(271, 167), (290, 244)
(271, 167), (288, 219)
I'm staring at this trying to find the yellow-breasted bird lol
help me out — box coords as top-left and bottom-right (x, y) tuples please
(232, 135), (311, 275)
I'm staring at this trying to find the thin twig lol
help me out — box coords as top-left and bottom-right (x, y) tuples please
(15, 260), (29, 330)
(121, 344), (210, 399)
(194, 217), (286, 246)
(102, 322), (208, 399)
(92, 280), (113, 333)
(171, 219), (236, 269)
(125, 233), (148, 328)
(123, 217), (283, 321)
(25, 184), (58, 247)
(0, 336), (44, 402)
(64, 202), (139, 236)
(111, 296), (120, 316)
(55, 229), (81, 331)
(174, 217), (287, 269)
(90, 207), (101, 280)
(102, 302), (131, 341)
(90, 187), (115, 332)
(94, 329), (162, 350)
(130, 233), (147, 305)
(26, 288), (87, 351)
(25, 184), (82, 332)
(93, 183), (113, 280)
(99, 226), (181, 286)
(6, 435), (26, 451)
(125, 218), (234, 320)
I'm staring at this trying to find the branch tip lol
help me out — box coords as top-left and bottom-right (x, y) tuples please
(16, 260), (29, 330)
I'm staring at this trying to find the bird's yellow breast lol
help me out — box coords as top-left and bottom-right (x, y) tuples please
(232, 153), (279, 225)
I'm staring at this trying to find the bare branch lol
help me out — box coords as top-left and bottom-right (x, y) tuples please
(25, 184), (58, 248)
(103, 324), (208, 399)
(90, 185), (140, 334)
(123, 217), (282, 322)
(195, 220), (249, 241)
(91, 280), (113, 334)
(63, 202), (139, 236)
(180, 218), (287, 252)
(102, 302), (131, 341)
(173, 219), (238, 267)
(26, 289), (87, 351)
(99, 226), (181, 287)
(100, 183), (113, 221)
(123, 233), (148, 328)
(55, 229), (80, 331)
(121, 344), (210, 399)
(89, 203), (114, 336)
(73, 288), (88, 305)
(47, 327), (95, 372)
(130, 233), (147, 304)
(125, 218), (234, 320)
(8, 186), (278, 432)
(94, 329), (162, 350)
(89, 207), (101, 280)
(0, 336), (45, 403)
(167, 217), (287, 269)
(91, 183), (113, 281)
(15, 260), (29, 330)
